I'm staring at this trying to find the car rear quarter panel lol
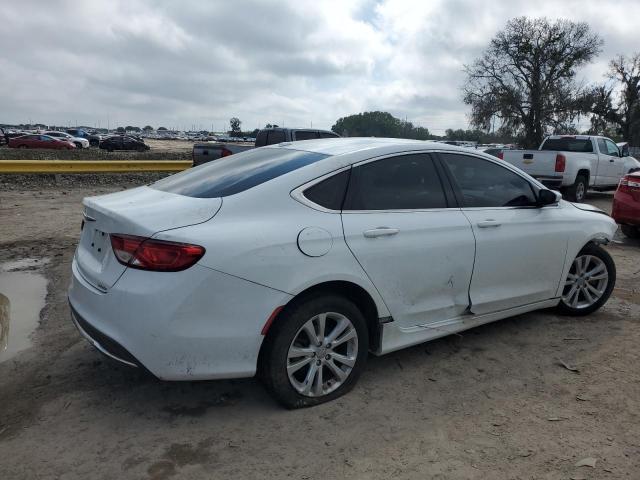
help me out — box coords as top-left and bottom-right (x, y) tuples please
(152, 177), (391, 320)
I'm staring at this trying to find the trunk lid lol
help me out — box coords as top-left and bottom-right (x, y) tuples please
(75, 186), (221, 290)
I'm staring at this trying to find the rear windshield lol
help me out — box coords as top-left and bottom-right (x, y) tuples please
(540, 138), (593, 153)
(151, 147), (329, 198)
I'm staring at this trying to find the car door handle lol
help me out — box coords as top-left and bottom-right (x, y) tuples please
(477, 220), (501, 228)
(363, 227), (399, 238)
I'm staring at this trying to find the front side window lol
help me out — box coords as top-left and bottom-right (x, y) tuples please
(604, 139), (620, 156)
(441, 153), (537, 208)
(152, 147), (329, 198)
(344, 154), (447, 210)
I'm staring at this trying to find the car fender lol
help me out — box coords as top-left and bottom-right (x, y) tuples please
(554, 207), (616, 297)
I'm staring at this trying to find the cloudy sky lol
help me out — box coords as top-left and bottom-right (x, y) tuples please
(1, 0), (638, 133)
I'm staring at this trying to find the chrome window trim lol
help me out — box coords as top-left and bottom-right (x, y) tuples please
(290, 166), (351, 213)
(291, 148), (557, 213)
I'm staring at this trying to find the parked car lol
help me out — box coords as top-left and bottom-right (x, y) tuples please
(612, 171), (640, 239)
(44, 131), (89, 149)
(69, 138), (617, 408)
(99, 135), (150, 152)
(1, 128), (27, 146)
(66, 128), (102, 147)
(9, 134), (75, 150)
(617, 142), (640, 173)
(482, 147), (504, 158)
(501, 135), (635, 202)
(192, 127), (340, 166)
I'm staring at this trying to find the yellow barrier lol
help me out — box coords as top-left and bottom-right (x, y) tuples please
(0, 160), (192, 174)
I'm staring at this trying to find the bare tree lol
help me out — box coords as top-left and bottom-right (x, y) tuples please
(608, 53), (640, 143)
(463, 17), (602, 147)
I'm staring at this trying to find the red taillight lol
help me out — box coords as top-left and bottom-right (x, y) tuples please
(110, 234), (205, 272)
(221, 148), (232, 157)
(618, 175), (640, 193)
(497, 151), (504, 160)
(555, 153), (566, 173)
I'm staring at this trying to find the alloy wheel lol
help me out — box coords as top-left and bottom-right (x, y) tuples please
(562, 254), (609, 309)
(575, 182), (585, 202)
(286, 312), (358, 397)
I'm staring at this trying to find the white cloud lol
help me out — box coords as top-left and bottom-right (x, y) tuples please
(0, 0), (637, 133)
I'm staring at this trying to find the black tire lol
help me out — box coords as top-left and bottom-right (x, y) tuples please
(74, 141), (83, 149)
(563, 175), (588, 202)
(18, 145), (28, 149)
(621, 225), (640, 239)
(556, 243), (616, 316)
(260, 294), (369, 409)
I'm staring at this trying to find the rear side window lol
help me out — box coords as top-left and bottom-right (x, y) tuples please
(255, 131), (268, 147)
(294, 131), (319, 141)
(267, 130), (286, 145)
(441, 153), (537, 208)
(303, 170), (350, 210)
(541, 138), (593, 153)
(152, 148), (329, 198)
(344, 154), (447, 210)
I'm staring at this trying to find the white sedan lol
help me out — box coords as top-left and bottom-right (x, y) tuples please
(68, 138), (617, 408)
(44, 131), (89, 149)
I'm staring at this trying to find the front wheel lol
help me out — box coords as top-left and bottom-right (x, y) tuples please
(260, 294), (368, 409)
(557, 243), (616, 316)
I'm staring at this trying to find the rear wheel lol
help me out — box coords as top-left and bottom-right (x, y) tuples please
(557, 243), (615, 316)
(74, 141), (83, 149)
(260, 294), (368, 409)
(18, 145), (28, 149)
(563, 175), (588, 202)
(621, 225), (640, 239)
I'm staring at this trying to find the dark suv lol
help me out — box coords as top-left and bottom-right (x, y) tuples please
(99, 135), (150, 152)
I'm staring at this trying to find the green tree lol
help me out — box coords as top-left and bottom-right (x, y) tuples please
(158, 126), (168, 131)
(143, 125), (154, 132)
(229, 117), (242, 137)
(331, 111), (432, 139)
(463, 17), (602, 148)
(116, 127), (125, 133)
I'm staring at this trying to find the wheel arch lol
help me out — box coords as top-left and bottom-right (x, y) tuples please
(577, 168), (590, 185)
(261, 280), (388, 355)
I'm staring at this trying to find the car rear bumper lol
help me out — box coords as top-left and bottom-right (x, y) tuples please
(531, 175), (563, 189)
(68, 258), (293, 380)
(612, 192), (640, 225)
(70, 303), (142, 368)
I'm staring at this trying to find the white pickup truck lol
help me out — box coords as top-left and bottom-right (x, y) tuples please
(501, 135), (640, 202)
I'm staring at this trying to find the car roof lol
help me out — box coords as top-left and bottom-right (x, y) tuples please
(270, 137), (479, 156)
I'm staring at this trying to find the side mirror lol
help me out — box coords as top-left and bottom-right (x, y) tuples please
(537, 189), (561, 206)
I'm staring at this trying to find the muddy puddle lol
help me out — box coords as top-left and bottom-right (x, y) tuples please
(0, 259), (48, 362)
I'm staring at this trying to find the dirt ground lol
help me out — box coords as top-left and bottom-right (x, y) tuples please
(0, 179), (639, 480)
